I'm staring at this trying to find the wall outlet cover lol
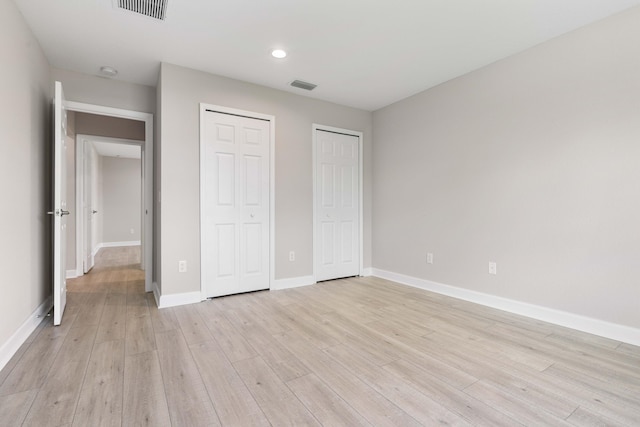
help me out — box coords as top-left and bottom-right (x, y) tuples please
(178, 260), (187, 273)
(489, 262), (497, 275)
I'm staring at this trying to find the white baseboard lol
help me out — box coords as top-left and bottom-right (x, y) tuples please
(371, 268), (640, 347)
(157, 290), (203, 309)
(361, 267), (373, 277)
(158, 276), (316, 308)
(152, 282), (161, 308)
(0, 296), (53, 372)
(90, 241), (141, 260)
(271, 275), (316, 291)
(66, 269), (82, 279)
(97, 240), (141, 249)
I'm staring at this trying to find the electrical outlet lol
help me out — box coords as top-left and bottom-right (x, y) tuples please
(289, 251), (295, 261)
(489, 262), (497, 275)
(178, 260), (187, 273)
(426, 252), (434, 264)
(130, 228), (135, 235)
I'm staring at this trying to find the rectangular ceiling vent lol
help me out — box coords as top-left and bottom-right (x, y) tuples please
(290, 80), (317, 91)
(117, 0), (168, 21)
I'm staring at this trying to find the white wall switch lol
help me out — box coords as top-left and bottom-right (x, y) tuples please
(489, 262), (497, 275)
(178, 260), (187, 273)
(427, 252), (434, 264)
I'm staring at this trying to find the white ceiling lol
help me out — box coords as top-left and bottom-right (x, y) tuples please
(14, 0), (640, 111)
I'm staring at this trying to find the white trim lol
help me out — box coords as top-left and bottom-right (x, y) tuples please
(67, 101), (153, 293)
(199, 104), (276, 300)
(312, 124), (364, 282)
(88, 241), (142, 262)
(361, 267), (373, 277)
(271, 275), (316, 291)
(157, 291), (203, 309)
(98, 240), (142, 248)
(66, 269), (81, 279)
(75, 135), (83, 276)
(152, 282), (161, 307)
(0, 296), (52, 372)
(372, 268), (640, 347)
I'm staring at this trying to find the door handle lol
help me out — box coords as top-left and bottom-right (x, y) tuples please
(47, 209), (70, 216)
(92, 210), (98, 214)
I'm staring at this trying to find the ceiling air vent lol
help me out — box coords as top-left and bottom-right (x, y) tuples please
(290, 80), (317, 91)
(117, 0), (168, 21)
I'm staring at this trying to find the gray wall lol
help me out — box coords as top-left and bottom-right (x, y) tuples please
(52, 68), (156, 114)
(0, 0), (52, 351)
(372, 7), (640, 329)
(100, 156), (142, 243)
(75, 113), (146, 141)
(158, 63), (373, 296)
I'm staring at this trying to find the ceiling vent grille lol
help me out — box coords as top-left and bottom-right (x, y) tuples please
(290, 80), (317, 91)
(117, 0), (168, 20)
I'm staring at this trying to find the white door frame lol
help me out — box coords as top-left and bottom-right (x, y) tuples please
(199, 103), (275, 300)
(68, 101), (153, 292)
(75, 135), (145, 275)
(312, 124), (364, 282)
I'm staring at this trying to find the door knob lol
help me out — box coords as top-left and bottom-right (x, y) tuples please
(92, 210), (98, 214)
(61, 210), (70, 216)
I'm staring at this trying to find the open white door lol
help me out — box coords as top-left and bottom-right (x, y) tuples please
(52, 81), (69, 325)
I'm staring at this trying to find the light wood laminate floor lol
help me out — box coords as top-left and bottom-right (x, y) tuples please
(1, 246), (639, 426)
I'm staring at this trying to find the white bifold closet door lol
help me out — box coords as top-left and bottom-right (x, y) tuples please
(202, 111), (270, 298)
(315, 129), (360, 282)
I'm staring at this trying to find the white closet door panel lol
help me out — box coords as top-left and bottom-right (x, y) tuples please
(315, 129), (360, 282)
(341, 165), (355, 208)
(321, 221), (335, 266)
(203, 110), (270, 298)
(215, 224), (236, 278)
(216, 153), (236, 207)
(242, 223), (262, 274)
(321, 163), (335, 208)
(243, 155), (262, 207)
(340, 221), (354, 263)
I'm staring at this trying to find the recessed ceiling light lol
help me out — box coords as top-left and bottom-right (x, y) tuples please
(99, 66), (118, 78)
(271, 49), (287, 59)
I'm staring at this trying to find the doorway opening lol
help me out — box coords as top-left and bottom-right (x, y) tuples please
(75, 134), (143, 276)
(66, 102), (153, 292)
